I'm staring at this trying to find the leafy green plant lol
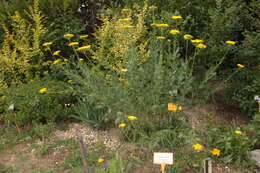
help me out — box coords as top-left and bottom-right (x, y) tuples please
(0, 77), (75, 128)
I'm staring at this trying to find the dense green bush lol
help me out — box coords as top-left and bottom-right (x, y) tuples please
(0, 77), (75, 127)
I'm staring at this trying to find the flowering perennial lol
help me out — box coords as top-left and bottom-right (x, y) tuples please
(39, 88), (47, 94)
(118, 123), (126, 128)
(196, 43), (207, 49)
(76, 45), (91, 51)
(237, 64), (245, 68)
(128, 116), (138, 120)
(53, 50), (61, 56)
(169, 29), (180, 35)
(211, 148), (221, 156)
(172, 16), (182, 20)
(225, 40), (236, 45)
(183, 34), (193, 40)
(42, 42), (53, 47)
(193, 144), (203, 151)
(68, 42), (79, 46)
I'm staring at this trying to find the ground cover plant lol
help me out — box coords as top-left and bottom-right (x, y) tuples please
(0, 0), (259, 172)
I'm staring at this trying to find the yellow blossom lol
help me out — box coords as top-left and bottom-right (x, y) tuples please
(64, 33), (74, 38)
(53, 59), (62, 64)
(80, 35), (88, 39)
(64, 58), (69, 62)
(53, 50), (61, 56)
(128, 116), (138, 120)
(39, 88), (47, 94)
(151, 23), (169, 27)
(193, 144), (203, 151)
(79, 58), (84, 61)
(119, 18), (132, 22)
(68, 42), (79, 46)
(97, 157), (105, 163)
(211, 148), (221, 156)
(118, 123), (126, 128)
(149, 5), (157, 9)
(169, 29), (180, 35)
(191, 39), (204, 43)
(76, 45), (91, 51)
(172, 16), (182, 20)
(237, 64), (245, 68)
(178, 106), (182, 111)
(183, 34), (193, 40)
(168, 103), (180, 112)
(196, 43), (207, 49)
(157, 36), (166, 39)
(235, 130), (242, 134)
(225, 40), (236, 45)
(42, 42), (53, 47)
(67, 80), (73, 83)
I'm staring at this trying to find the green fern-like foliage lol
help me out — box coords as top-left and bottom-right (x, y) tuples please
(0, 0), (47, 86)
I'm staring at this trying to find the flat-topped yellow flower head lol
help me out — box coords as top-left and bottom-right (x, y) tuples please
(39, 88), (47, 94)
(128, 115), (138, 120)
(235, 130), (242, 134)
(80, 35), (88, 39)
(169, 29), (180, 35)
(237, 64), (245, 68)
(64, 33), (74, 39)
(76, 45), (91, 51)
(191, 39), (204, 43)
(196, 43), (207, 49)
(225, 40), (236, 45)
(42, 42), (53, 47)
(172, 15), (182, 20)
(68, 42), (79, 46)
(193, 144), (203, 151)
(183, 34), (193, 40)
(97, 157), (105, 163)
(53, 50), (61, 56)
(211, 148), (221, 156)
(118, 123), (126, 128)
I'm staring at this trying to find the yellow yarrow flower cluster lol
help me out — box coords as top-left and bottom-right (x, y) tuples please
(237, 64), (245, 68)
(80, 35), (88, 39)
(196, 43), (207, 49)
(235, 130), (242, 134)
(225, 40), (236, 45)
(169, 29), (180, 35)
(118, 123), (126, 128)
(191, 39), (204, 43)
(68, 42), (79, 46)
(168, 103), (182, 112)
(183, 34), (193, 40)
(128, 115), (138, 120)
(151, 23), (169, 27)
(53, 59), (62, 64)
(211, 148), (221, 156)
(76, 45), (91, 51)
(39, 88), (47, 94)
(64, 33), (74, 39)
(53, 50), (61, 56)
(193, 144), (203, 151)
(172, 15), (182, 20)
(42, 42), (53, 47)
(97, 157), (105, 163)
(67, 80), (73, 83)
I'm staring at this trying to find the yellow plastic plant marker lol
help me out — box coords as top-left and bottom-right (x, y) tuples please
(161, 163), (166, 173)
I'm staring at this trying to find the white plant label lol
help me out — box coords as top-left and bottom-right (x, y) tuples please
(153, 152), (173, 165)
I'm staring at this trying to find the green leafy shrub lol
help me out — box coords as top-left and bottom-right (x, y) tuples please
(200, 123), (252, 165)
(0, 0), (47, 87)
(0, 77), (75, 127)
